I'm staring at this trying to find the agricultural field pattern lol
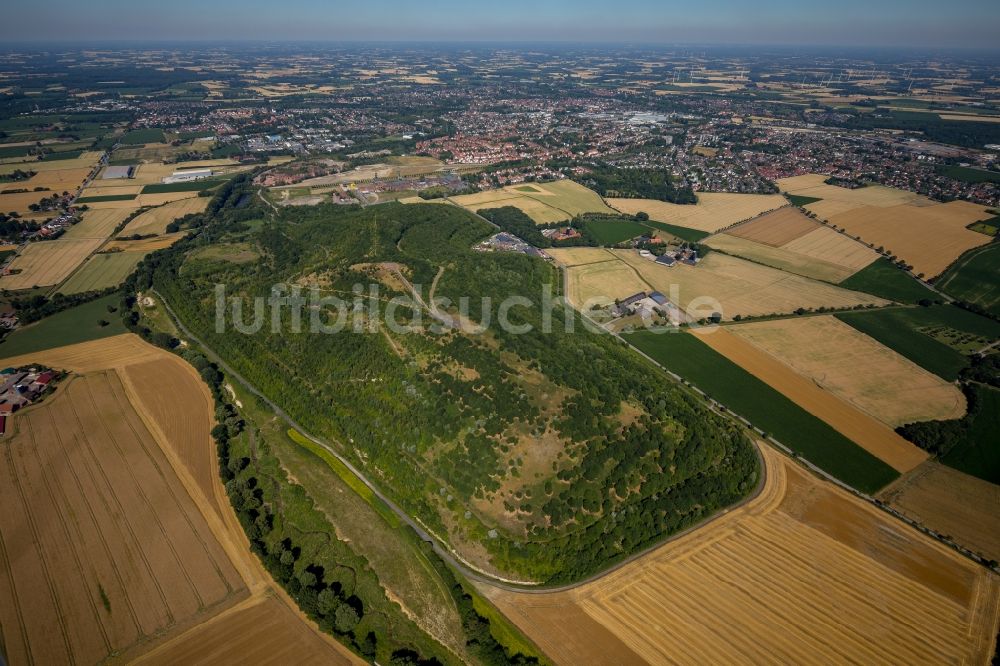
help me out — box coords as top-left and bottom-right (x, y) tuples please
(0, 8), (999, 666)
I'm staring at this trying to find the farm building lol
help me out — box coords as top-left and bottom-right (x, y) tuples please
(102, 165), (135, 179)
(163, 168), (213, 184)
(655, 255), (676, 267)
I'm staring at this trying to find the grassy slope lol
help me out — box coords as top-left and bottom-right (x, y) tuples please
(0, 294), (125, 358)
(642, 219), (710, 242)
(836, 305), (1000, 381)
(935, 243), (1000, 317)
(627, 330), (898, 494)
(839, 258), (938, 304)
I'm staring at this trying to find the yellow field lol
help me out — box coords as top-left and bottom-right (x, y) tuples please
(608, 193), (787, 233)
(24, 167), (94, 191)
(704, 233), (862, 283)
(104, 233), (185, 252)
(777, 173), (927, 219)
(729, 316), (966, 426)
(565, 259), (650, 308)
(825, 200), (992, 278)
(62, 208), (137, 240)
(137, 192), (202, 207)
(0, 153), (102, 176)
(475, 195), (571, 225)
(727, 206), (818, 246)
(483, 445), (1000, 665)
(452, 180), (615, 224)
(122, 197), (209, 236)
(546, 247), (617, 267)
(0, 335), (361, 664)
(522, 180), (618, 217)
(782, 225), (881, 272)
(0, 191), (49, 216)
(77, 184), (144, 197)
(609, 250), (887, 320)
(0, 238), (103, 289)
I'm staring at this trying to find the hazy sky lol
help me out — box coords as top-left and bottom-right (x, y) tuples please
(3, 0), (999, 49)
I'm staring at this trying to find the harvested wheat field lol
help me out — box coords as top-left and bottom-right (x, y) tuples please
(694, 327), (928, 472)
(0, 154), (99, 176)
(564, 259), (650, 308)
(703, 233), (865, 283)
(521, 180), (618, 217)
(475, 195), (569, 224)
(24, 167), (95, 191)
(826, 200), (992, 278)
(547, 247), (616, 266)
(0, 370), (247, 664)
(62, 208), (137, 240)
(0, 333), (161, 371)
(482, 445), (1000, 665)
(0, 238), (103, 289)
(610, 250), (887, 320)
(781, 225), (881, 273)
(0, 191), (51, 216)
(77, 184), (144, 198)
(727, 206), (818, 246)
(0, 335), (360, 664)
(122, 197), (209, 236)
(135, 592), (356, 666)
(882, 462), (1000, 564)
(777, 173), (928, 218)
(608, 193), (787, 233)
(729, 316), (966, 426)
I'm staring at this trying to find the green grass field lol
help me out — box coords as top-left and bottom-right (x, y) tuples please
(57, 251), (146, 295)
(838, 258), (938, 303)
(76, 194), (138, 203)
(967, 217), (999, 236)
(120, 128), (166, 145)
(0, 294), (125, 358)
(642, 219), (711, 242)
(935, 243), (1000, 317)
(786, 194), (822, 207)
(626, 330), (899, 493)
(141, 178), (225, 194)
(836, 305), (1000, 381)
(940, 385), (1000, 484)
(935, 165), (1000, 184)
(582, 217), (650, 245)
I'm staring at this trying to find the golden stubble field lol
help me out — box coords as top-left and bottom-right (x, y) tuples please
(482, 445), (1000, 665)
(122, 197), (209, 236)
(0, 238), (104, 289)
(610, 250), (887, 320)
(608, 193), (787, 233)
(728, 316), (967, 427)
(62, 208), (138, 240)
(0, 335), (360, 665)
(451, 180), (617, 224)
(777, 174), (993, 277)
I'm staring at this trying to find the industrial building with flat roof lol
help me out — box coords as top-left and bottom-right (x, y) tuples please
(102, 165), (135, 179)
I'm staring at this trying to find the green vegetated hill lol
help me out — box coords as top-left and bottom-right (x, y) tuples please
(147, 199), (759, 584)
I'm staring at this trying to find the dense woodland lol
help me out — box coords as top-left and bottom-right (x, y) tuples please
(577, 165), (697, 203)
(135, 188), (758, 583)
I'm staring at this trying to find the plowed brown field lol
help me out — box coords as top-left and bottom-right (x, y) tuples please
(483, 445), (1000, 665)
